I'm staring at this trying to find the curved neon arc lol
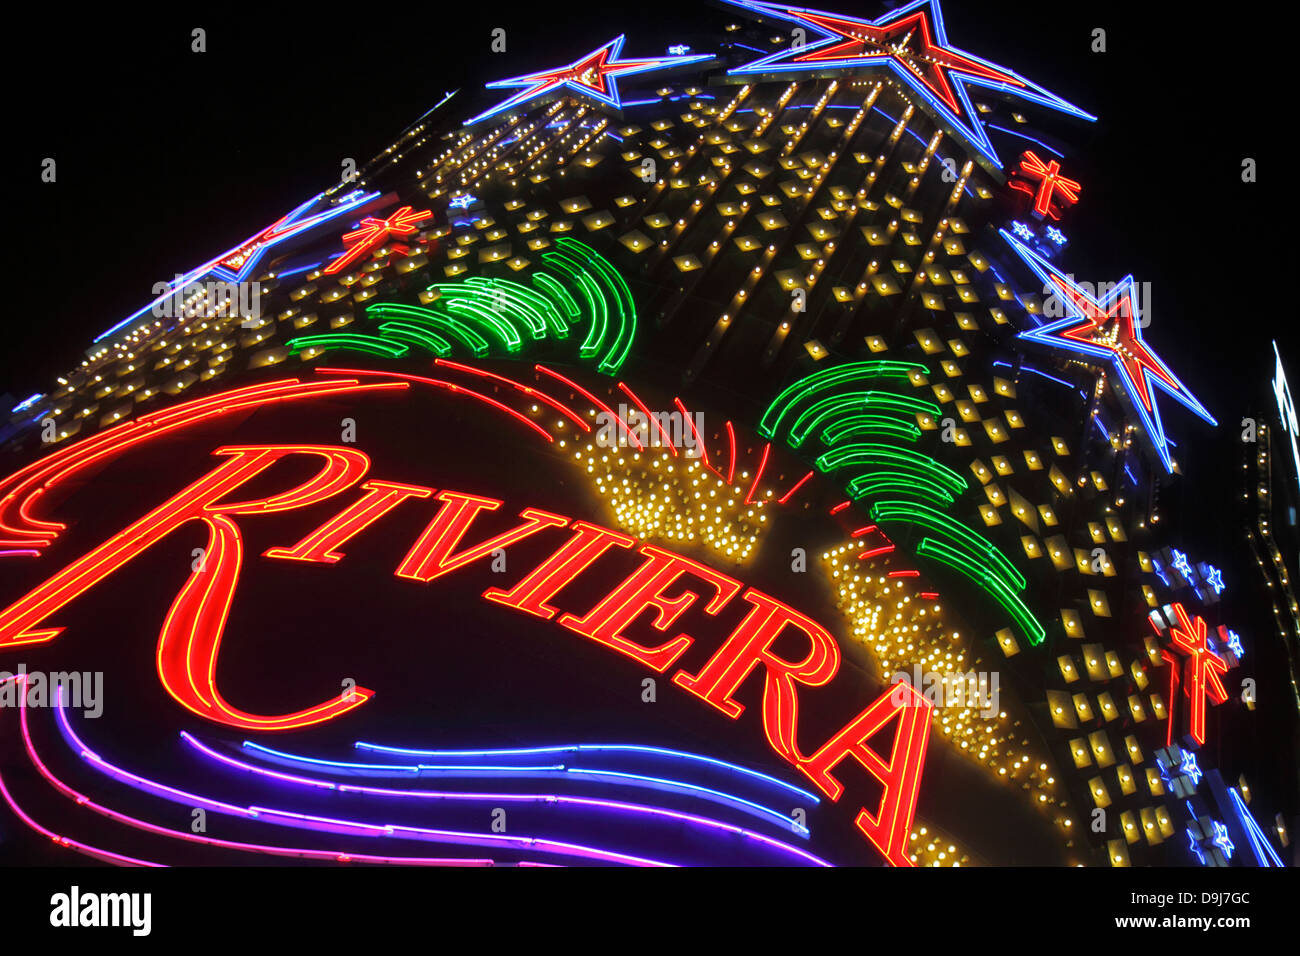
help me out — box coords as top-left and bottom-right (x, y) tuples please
(355, 741), (820, 803)
(241, 741), (809, 836)
(51, 698), (670, 867)
(184, 734), (827, 865)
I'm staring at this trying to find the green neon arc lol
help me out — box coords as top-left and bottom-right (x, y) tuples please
(288, 238), (636, 374)
(758, 360), (928, 439)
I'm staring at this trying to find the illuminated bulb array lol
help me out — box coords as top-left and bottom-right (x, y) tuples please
(573, 435), (766, 561)
(908, 824), (971, 868)
(822, 546), (1064, 815)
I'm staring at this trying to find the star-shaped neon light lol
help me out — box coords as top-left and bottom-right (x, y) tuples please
(1187, 827), (1207, 865)
(465, 36), (713, 126)
(1211, 821), (1234, 859)
(721, 0), (1095, 169)
(1205, 565), (1225, 595)
(1001, 230), (1217, 473)
(1179, 750), (1203, 786)
(1171, 549), (1193, 581)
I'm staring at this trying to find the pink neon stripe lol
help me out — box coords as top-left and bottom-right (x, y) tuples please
(725, 421), (737, 483)
(316, 368), (555, 443)
(10, 687), (505, 867)
(744, 442), (770, 505)
(535, 364), (642, 449)
(434, 359), (590, 431)
(670, 395), (722, 473)
(776, 470), (813, 505)
(0, 677), (161, 867)
(857, 545), (896, 560)
(618, 382), (676, 456)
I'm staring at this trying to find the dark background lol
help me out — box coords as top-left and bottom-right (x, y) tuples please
(8, 1), (1279, 400)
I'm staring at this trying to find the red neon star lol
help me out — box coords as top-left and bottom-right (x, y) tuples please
(324, 206), (432, 275)
(1046, 277), (1177, 414)
(1168, 603), (1229, 746)
(791, 9), (1022, 116)
(1015, 150), (1081, 219)
(533, 45), (621, 99)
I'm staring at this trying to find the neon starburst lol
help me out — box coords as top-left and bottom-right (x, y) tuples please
(465, 35), (713, 126)
(1001, 230), (1216, 473)
(721, 0), (1095, 169)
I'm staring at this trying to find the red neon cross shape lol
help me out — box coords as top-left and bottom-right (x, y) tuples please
(1018, 151), (1081, 219)
(324, 206), (433, 275)
(1168, 603), (1229, 746)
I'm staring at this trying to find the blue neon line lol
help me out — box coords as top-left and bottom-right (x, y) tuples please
(274, 261), (323, 279)
(244, 742), (810, 834)
(356, 741), (819, 802)
(984, 123), (1063, 157)
(1228, 787), (1284, 867)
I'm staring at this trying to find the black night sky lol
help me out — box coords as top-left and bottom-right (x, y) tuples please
(12, 0), (1286, 620)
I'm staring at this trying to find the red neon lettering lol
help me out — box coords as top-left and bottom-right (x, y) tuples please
(265, 480), (434, 564)
(673, 590), (840, 762)
(395, 492), (568, 583)
(0, 445), (374, 730)
(483, 521), (635, 619)
(798, 682), (933, 867)
(558, 545), (742, 671)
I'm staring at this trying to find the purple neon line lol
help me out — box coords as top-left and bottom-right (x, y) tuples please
(185, 734), (828, 866)
(52, 701), (671, 867)
(0, 549), (41, 558)
(17, 690), (512, 867)
(0, 676), (162, 866)
(243, 741), (805, 834)
(355, 740), (820, 802)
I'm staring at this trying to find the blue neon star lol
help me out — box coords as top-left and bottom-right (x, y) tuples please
(720, 0), (1095, 169)
(1226, 629), (1244, 658)
(1171, 550), (1193, 580)
(1046, 226), (1066, 245)
(465, 36), (713, 126)
(1001, 231), (1217, 473)
(1205, 565), (1225, 595)
(1180, 751), (1203, 787)
(1187, 828), (1207, 865)
(1211, 821), (1234, 859)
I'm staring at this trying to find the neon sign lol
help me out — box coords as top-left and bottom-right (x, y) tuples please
(465, 35), (712, 127)
(1166, 603), (1230, 746)
(1273, 340), (1300, 496)
(0, 374), (933, 866)
(1001, 229), (1217, 473)
(323, 206), (433, 275)
(1010, 150), (1081, 219)
(721, 0), (1096, 169)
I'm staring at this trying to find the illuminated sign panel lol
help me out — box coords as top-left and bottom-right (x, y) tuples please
(0, 373), (935, 867)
